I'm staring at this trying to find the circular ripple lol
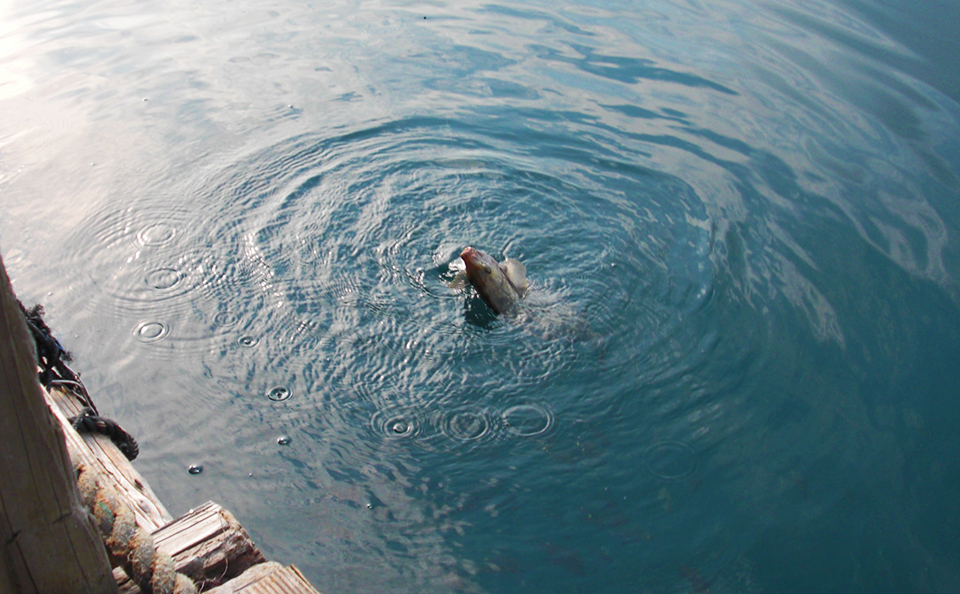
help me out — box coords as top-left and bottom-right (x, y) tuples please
(502, 404), (554, 437)
(214, 309), (241, 328)
(137, 222), (179, 246)
(145, 267), (182, 290)
(134, 321), (169, 342)
(266, 386), (292, 402)
(61, 204), (229, 319)
(644, 441), (699, 481)
(439, 408), (492, 441)
(371, 409), (423, 440)
(177, 119), (718, 405)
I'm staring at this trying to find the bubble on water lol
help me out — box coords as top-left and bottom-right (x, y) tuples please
(238, 335), (260, 348)
(145, 267), (182, 290)
(134, 321), (169, 342)
(644, 441), (698, 481)
(502, 404), (554, 437)
(372, 410), (422, 440)
(266, 386), (291, 402)
(277, 435), (291, 445)
(187, 464), (203, 475)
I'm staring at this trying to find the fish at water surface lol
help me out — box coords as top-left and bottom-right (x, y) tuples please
(460, 246), (528, 315)
(455, 246), (598, 346)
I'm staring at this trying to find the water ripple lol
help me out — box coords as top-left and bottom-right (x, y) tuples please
(4, 0), (958, 591)
(89, 116), (719, 424)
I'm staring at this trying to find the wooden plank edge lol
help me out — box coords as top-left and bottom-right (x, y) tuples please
(44, 385), (171, 532)
(116, 502), (266, 593)
(205, 562), (323, 594)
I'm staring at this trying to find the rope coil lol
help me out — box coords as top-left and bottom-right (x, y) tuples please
(70, 407), (140, 461)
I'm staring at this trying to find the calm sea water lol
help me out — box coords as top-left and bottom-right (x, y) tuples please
(2, 0), (960, 592)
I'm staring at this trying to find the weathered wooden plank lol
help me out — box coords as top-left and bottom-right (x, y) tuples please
(116, 502), (266, 593)
(44, 386), (172, 532)
(203, 563), (284, 594)
(0, 253), (118, 593)
(204, 563), (323, 594)
(154, 501), (232, 553)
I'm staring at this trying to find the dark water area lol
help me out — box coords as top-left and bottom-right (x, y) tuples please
(2, 0), (959, 592)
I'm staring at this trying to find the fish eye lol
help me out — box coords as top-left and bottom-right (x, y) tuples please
(482, 265), (492, 274)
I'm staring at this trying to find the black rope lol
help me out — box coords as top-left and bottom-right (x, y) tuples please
(69, 407), (140, 461)
(17, 301), (98, 414)
(19, 301), (139, 461)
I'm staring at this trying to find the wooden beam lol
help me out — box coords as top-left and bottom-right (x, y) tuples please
(45, 386), (171, 532)
(0, 253), (118, 593)
(116, 502), (266, 593)
(204, 562), (323, 594)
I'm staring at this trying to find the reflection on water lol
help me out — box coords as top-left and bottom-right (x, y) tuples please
(1, 0), (960, 592)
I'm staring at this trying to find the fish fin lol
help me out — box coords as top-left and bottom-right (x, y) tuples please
(501, 259), (527, 294)
(448, 271), (469, 290)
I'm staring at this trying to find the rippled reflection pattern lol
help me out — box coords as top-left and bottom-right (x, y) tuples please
(2, 0), (960, 592)
(55, 113), (720, 591)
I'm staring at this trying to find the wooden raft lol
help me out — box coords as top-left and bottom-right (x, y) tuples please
(45, 385), (323, 594)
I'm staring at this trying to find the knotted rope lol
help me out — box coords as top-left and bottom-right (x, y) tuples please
(70, 407), (140, 461)
(20, 301), (140, 460)
(18, 301), (95, 409)
(76, 462), (197, 594)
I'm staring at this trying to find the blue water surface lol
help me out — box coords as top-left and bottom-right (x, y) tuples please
(1, 0), (959, 592)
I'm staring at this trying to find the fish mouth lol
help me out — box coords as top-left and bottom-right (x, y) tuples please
(460, 246), (480, 270)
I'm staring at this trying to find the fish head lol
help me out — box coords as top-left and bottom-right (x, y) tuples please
(460, 246), (521, 314)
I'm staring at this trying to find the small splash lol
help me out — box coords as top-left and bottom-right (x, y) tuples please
(187, 464), (203, 475)
(387, 416), (417, 437)
(134, 321), (169, 342)
(644, 441), (698, 481)
(502, 404), (554, 437)
(266, 386), (291, 402)
(145, 267), (182, 290)
(238, 335), (260, 348)
(372, 410), (422, 440)
(440, 408), (491, 441)
(277, 435), (291, 445)
(136, 222), (179, 246)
